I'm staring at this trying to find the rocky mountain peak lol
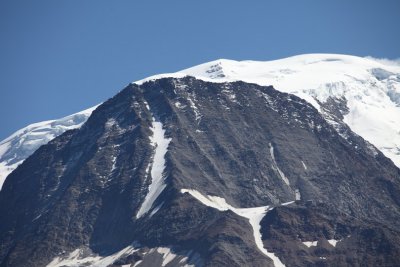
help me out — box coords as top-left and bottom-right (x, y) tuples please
(1, 77), (399, 266)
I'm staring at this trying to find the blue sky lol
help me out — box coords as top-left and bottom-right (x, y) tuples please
(0, 0), (399, 139)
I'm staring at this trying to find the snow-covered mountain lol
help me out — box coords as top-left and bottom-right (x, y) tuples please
(144, 54), (400, 167)
(1, 54), (399, 191)
(0, 106), (97, 189)
(1, 75), (399, 267)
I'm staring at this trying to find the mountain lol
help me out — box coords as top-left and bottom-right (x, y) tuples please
(169, 54), (400, 168)
(1, 54), (399, 193)
(1, 72), (400, 267)
(0, 107), (97, 190)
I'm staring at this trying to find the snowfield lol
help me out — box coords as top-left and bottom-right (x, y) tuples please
(0, 106), (97, 190)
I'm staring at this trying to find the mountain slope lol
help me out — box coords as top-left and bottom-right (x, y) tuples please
(0, 77), (399, 267)
(1, 54), (399, 194)
(160, 54), (400, 167)
(0, 106), (97, 190)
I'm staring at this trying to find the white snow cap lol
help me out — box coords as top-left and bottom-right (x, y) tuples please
(0, 106), (97, 190)
(136, 54), (400, 167)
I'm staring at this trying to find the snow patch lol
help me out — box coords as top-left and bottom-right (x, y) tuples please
(110, 155), (117, 173)
(269, 143), (290, 186)
(222, 87), (239, 104)
(281, 201), (295, 206)
(181, 189), (285, 267)
(46, 244), (196, 267)
(187, 93), (202, 121)
(301, 161), (307, 170)
(303, 241), (318, 248)
(0, 160), (22, 190)
(46, 246), (138, 267)
(136, 111), (171, 218)
(327, 239), (340, 247)
(149, 202), (164, 218)
(295, 189), (301, 201)
(157, 247), (176, 266)
(174, 102), (185, 109)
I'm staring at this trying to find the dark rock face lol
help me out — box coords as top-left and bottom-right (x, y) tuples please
(260, 202), (400, 267)
(0, 77), (399, 267)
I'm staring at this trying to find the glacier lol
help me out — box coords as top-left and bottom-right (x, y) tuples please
(0, 106), (97, 190)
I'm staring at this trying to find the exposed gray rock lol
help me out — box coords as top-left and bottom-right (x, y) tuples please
(0, 77), (399, 267)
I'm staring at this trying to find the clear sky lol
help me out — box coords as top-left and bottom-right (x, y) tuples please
(0, 0), (399, 139)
